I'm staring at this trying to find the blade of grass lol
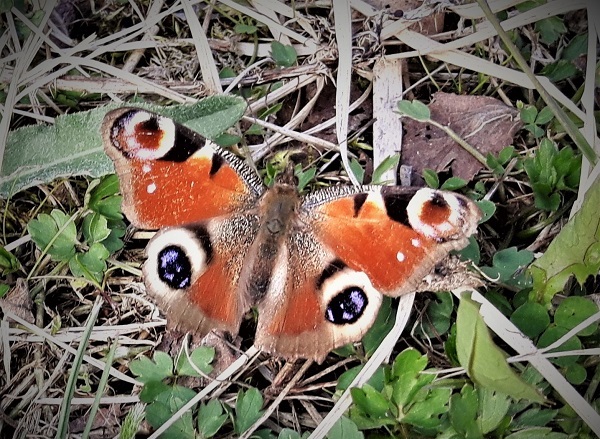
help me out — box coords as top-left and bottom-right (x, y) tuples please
(475, 0), (597, 165)
(55, 296), (103, 439)
(332, 0), (359, 186)
(181, 0), (222, 94)
(81, 337), (119, 439)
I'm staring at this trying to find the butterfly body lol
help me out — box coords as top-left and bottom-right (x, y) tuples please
(103, 107), (481, 361)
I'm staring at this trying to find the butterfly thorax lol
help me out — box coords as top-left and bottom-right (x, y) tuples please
(258, 183), (300, 234)
(241, 183), (301, 301)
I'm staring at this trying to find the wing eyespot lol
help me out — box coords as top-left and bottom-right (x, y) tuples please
(325, 287), (369, 324)
(157, 245), (192, 289)
(145, 227), (212, 295)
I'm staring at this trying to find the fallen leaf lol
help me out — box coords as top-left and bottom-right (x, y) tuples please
(530, 173), (600, 304)
(69, 405), (122, 433)
(402, 92), (522, 183)
(456, 294), (545, 403)
(0, 278), (34, 324)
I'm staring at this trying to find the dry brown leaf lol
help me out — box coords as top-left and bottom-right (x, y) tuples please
(0, 278), (34, 324)
(402, 92), (522, 183)
(68, 405), (122, 434)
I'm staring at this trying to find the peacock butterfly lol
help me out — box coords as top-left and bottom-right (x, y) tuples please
(102, 107), (481, 361)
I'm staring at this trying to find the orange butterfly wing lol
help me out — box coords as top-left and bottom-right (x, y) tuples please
(102, 108), (263, 229)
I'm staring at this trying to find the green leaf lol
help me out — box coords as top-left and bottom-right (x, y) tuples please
(86, 175), (123, 221)
(252, 429), (277, 439)
(487, 153), (504, 175)
(397, 100), (431, 121)
(456, 295), (545, 403)
(327, 416), (364, 439)
(554, 296), (599, 336)
(562, 34), (587, 61)
(477, 387), (510, 434)
(69, 242), (110, 283)
(82, 213), (111, 244)
(535, 106), (554, 125)
(361, 297), (394, 356)
(270, 41), (297, 67)
(498, 146), (516, 164)
(1, 96), (247, 197)
(139, 380), (172, 403)
(235, 387), (263, 434)
(540, 60), (579, 82)
(524, 123), (545, 138)
(349, 158), (365, 184)
(102, 220), (126, 253)
(176, 346), (215, 377)
(422, 168), (439, 188)
(520, 106), (538, 124)
(535, 16), (567, 45)
(510, 302), (550, 338)
(505, 427), (568, 439)
(278, 428), (302, 439)
(440, 177), (467, 191)
(129, 351), (174, 384)
(214, 132), (242, 147)
(146, 386), (197, 439)
(390, 349), (430, 409)
(27, 210), (77, 261)
(352, 384), (392, 419)
(564, 362), (586, 385)
(449, 384), (482, 439)
(234, 23), (258, 34)
(417, 293), (454, 338)
(294, 165), (316, 193)
(197, 399), (228, 438)
(459, 235), (481, 264)
(0, 246), (20, 274)
(513, 407), (558, 428)
(336, 364), (385, 393)
(537, 326), (581, 367)
(475, 200), (496, 224)
(530, 174), (600, 303)
(372, 154), (400, 184)
(0, 0), (13, 14)
(401, 386), (451, 429)
(479, 247), (533, 287)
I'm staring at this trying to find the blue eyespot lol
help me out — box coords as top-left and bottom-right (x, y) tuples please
(325, 288), (368, 324)
(157, 245), (192, 289)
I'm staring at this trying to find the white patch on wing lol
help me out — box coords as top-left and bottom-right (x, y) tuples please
(144, 228), (208, 297)
(128, 111), (176, 160)
(147, 182), (157, 194)
(407, 188), (465, 240)
(396, 251), (405, 262)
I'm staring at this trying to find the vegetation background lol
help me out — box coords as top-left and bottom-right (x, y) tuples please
(0, 0), (599, 438)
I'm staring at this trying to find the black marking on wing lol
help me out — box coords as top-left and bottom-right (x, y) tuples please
(209, 154), (225, 177)
(353, 193), (368, 218)
(380, 188), (413, 227)
(316, 259), (347, 289)
(193, 226), (214, 264)
(160, 125), (206, 163)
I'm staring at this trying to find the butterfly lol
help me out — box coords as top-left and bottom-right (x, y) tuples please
(102, 107), (481, 362)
